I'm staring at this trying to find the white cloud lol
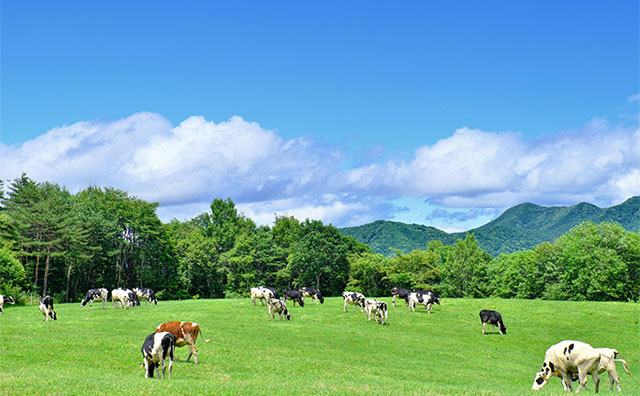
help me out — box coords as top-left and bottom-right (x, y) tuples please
(1, 112), (638, 228)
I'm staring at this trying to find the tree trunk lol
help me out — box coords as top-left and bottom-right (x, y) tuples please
(43, 245), (51, 297)
(65, 260), (73, 302)
(34, 255), (40, 291)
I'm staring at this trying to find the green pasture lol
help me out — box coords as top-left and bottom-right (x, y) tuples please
(0, 297), (638, 395)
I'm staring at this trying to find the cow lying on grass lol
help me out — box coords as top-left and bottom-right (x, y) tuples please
(141, 331), (175, 379)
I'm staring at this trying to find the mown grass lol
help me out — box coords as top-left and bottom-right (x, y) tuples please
(0, 297), (638, 395)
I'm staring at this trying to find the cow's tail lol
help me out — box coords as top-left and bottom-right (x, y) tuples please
(615, 359), (631, 376)
(197, 327), (213, 343)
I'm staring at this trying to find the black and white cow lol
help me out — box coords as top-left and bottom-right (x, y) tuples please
(300, 287), (324, 304)
(342, 291), (365, 312)
(133, 288), (157, 305)
(0, 294), (15, 314)
(407, 291), (440, 313)
(39, 295), (57, 321)
(532, 340), (603, 392)
(126, 289), (141, 306)
(364, 299), (389, 326)
(111, 288), (133, 309)
(80, 288), (108, 310)
(282, 289), (305, 307)
(390, 287), (411, 307)
(479, 309), (507, 335)
(267, 298), (290, 321)
(250, 286), (276, 305)
(141, 331), (175, 379)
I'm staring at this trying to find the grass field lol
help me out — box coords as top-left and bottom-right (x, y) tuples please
(0, 297), (638, 395)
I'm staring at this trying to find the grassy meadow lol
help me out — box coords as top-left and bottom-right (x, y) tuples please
(0, 297), (638, 395)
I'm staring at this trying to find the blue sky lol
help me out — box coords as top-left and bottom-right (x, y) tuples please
(1, 1), (639, 230)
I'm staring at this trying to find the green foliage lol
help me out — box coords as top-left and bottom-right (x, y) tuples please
(0, 247), (26, 291)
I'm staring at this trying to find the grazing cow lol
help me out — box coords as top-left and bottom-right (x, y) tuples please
(80, 288), (108, 310)
(390, 287), (411, 307)
(267, 298), (290, 321)
(0, 294), (15, 314)
(570, 348), (631, 392)
(126, 289), (141, 306)
(407, 291), (440, 313)
(532, 340), (604, 392)
(479, 309), (507, 335)
(133, 288), (158, 305)
(141, 331), (175, 379)
(364, 299), (389, 326)
(250, 286), (277, 305)
(300, 287), (324, 304)
(155, 321), (212, 364)
(111, 288), (132, 309)
(342, 291), (365, 312)
(282, 289), (305, 307)
(39, 295), (57, 322)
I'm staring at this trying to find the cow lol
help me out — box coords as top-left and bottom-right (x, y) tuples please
(390, 287), (411, 307)
(532, 340), (604, 392)
(267, 298), (290, 321)
(364, 299), (389, 326)
(479, 309), (507, 335)
(141, 331), (175, 379)
(569, 348), (631, 392)
(407, 291), (440, 313)
(155, 321), (212, 365)
(282, 289), (305, 307)
(300, 287), (324, 304)
(342, 291), (365, 312)
(111, 288), (132, 309)
(80, 288), (108, 310)
(39, 295), (57, 322)
(133, 288), (158, 305)
(0, 294), (15, 314)
(250, 286), (277, 305)
(126, 289), (140, 306)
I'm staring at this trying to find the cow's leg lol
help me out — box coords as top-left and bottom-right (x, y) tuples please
(592, 372), (599, 393)
(315, 296), (319, 305)
(167, 355), (173, 379)
(158, 357), (165, 379)
(576, 369), (588, 393)
(392, 295), (396, 307)
(482, 322), (486, 334)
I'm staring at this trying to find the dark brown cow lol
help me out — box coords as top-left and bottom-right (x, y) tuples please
(155, 321), (212, 364)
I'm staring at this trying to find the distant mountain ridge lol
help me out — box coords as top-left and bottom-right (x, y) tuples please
(339, 196), (640, 256)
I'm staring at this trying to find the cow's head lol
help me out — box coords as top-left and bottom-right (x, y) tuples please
(284, 308), (291, 321)
(318, 295), (324, 304)
(531, 361), (554, 390)
(6, 296), (15, 304)
(499, 323), (507, 334)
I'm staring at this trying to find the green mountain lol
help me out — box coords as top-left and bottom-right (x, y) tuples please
(339, 196), (640, 256)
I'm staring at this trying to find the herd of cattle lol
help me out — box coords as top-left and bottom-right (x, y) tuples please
(0, 286), (632, 390)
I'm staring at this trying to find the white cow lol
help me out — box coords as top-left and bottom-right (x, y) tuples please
(363, 299), (389, 326)
(588, 348), (630, 392)
(267, 298), (290, 321)
(407, 291), (440, 313)
(532, 340), (603, 392)
(250, 286), (276, 305)
(111, 288), (132, 309)
(141, 331), (175, 379)
(342, 291), (365, 312)
(80, 288), (108, 310)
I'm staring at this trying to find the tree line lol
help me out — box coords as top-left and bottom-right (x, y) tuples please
(1, 175), (638, 303)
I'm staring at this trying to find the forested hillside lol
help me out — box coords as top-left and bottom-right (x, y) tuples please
(340, 197), (640, 256)
(1, 175), (638, 303)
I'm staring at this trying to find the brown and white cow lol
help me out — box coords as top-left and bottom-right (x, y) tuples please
(155, 321), (212, 364)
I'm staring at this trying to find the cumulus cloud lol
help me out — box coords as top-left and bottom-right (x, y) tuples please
(1, 112), (638, 228)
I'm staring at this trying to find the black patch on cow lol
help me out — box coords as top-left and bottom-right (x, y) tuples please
(536, 377), (545, 385)
(563, 347), (568, 354)
(542, 362), (547, 368)
(568, 343), (574, 353)
(549, 362), (554, 372)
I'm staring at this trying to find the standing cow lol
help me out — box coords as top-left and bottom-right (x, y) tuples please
(282, 289), (305, 307)
(390, 287), (411, 307)
(364, 299), (389, 326)
(407, 291), (440, 313)
(111, 288), (132, 309)
(141, 331), (175, 379)
(267, 298), (291, 321)
(532, 340), (603, 392)
(155, 321), (212, 364)
(250, 286), (276, 305)
(0, 294), (15, 314)
(479, 309), (507, 335)
(133, 288), (158, 305)
(571, 348), (631, 392)
(300, 287), (324, 304)
(80, 288), (108, 310)
(39, 295), (57, 322)
(342, 291), (365, 312)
